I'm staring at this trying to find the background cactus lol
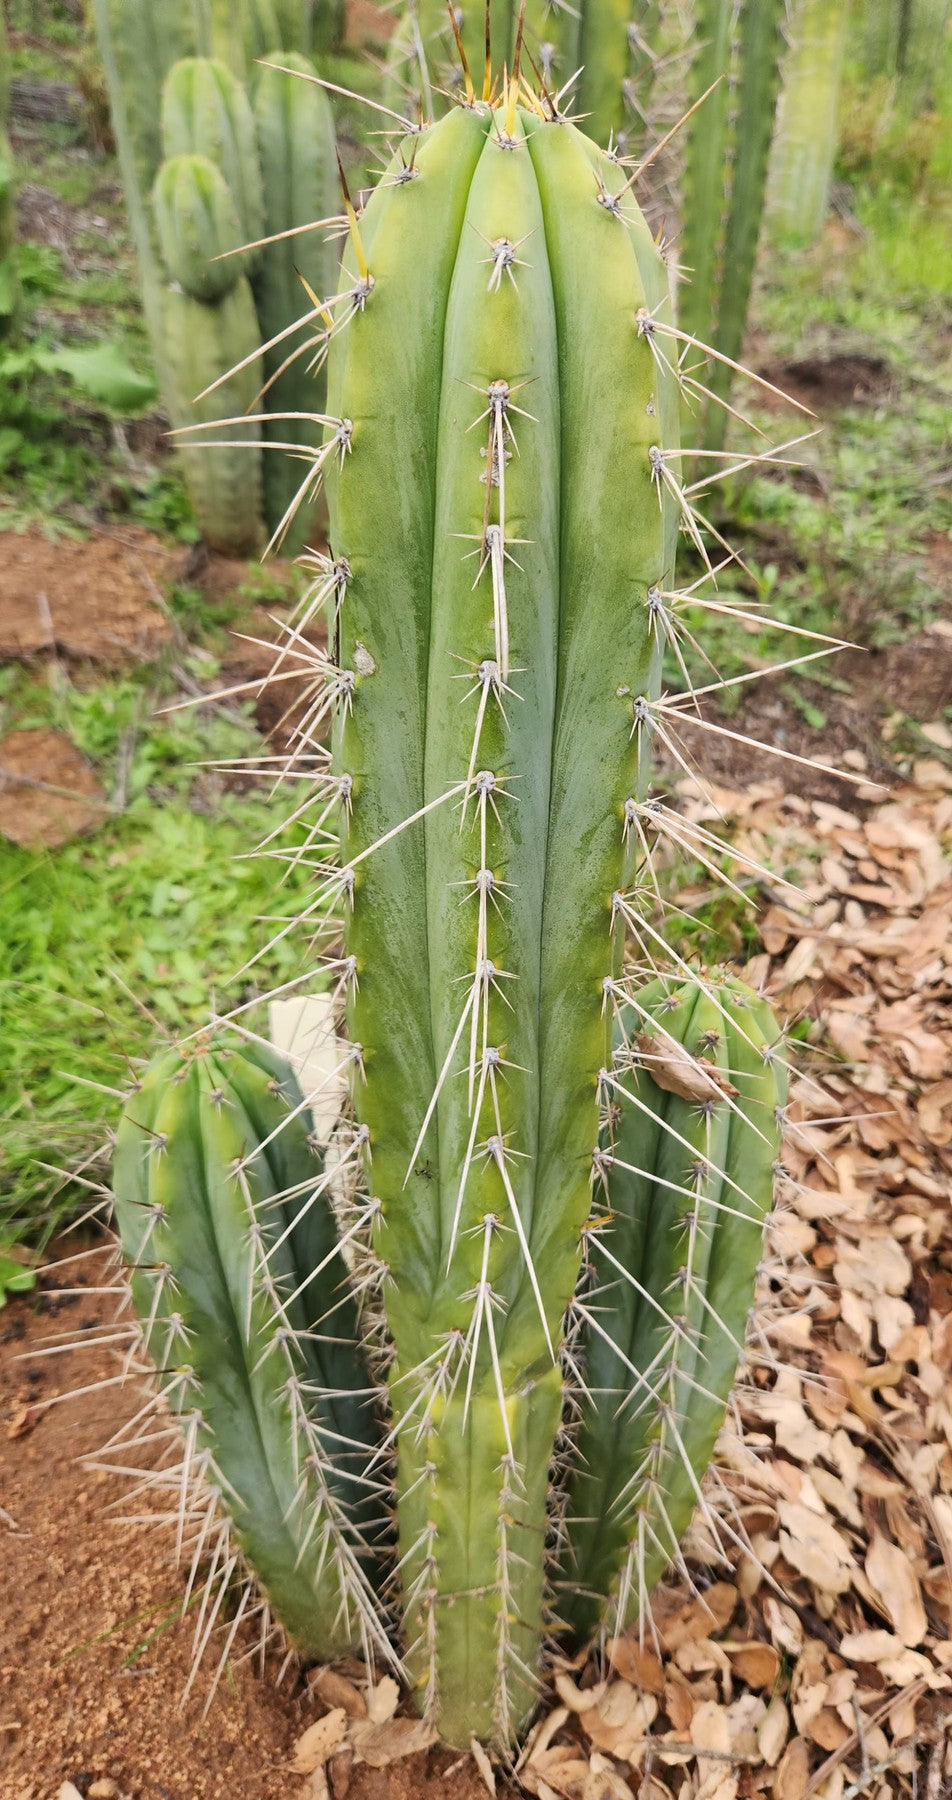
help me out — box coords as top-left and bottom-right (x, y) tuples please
(0, 5), (18, 337)
(153, 153), (249, 303)
(161, 57), (266, 255)
(862, 0), (952, 107)
(680, 0), (786, 450)
(90, 4), (338, 555)
(251, 53), (339, 548)
(767, 0), (849, 246)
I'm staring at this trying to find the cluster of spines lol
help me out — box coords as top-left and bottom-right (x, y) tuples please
(386, 0), (680, 152)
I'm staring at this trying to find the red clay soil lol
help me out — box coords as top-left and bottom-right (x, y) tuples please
(0, 1255), (503, 1800)
(0, 528), (175, 667)
(0, 727), (109, 848)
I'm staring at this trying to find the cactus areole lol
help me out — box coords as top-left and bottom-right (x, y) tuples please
(324, 88), (680, 1744)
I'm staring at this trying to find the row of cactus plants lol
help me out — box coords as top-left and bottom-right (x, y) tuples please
(110, 46), (803, 1751)
(91, 0), (338, 553)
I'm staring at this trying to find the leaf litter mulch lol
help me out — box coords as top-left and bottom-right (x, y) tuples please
(1, 761), (950, 1800)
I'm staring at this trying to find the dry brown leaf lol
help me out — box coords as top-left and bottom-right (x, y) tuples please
(759, 1697), (791, 1766)
(582, 1680), (657, 1760)
(365, 1675), (400, 1724)
(349, 1716), (437, 1767)
(725, 1641), (781, 1688)
(633, 1030), (739, 1101)
(865, 1534), (928, 1646)
(839, 1629), (904, 1663)
(554, 1673), (608, 1715)
(777, 1502), (854, 1595)
(762, 1605), (804, 1668)
(659, 1582), (737, 1648)
(309, 1667), (367, 1719)
(523, 1746), (591, 1799)
(585, 1752), (637, 1799)
(805, 1708), (849, 1753)
(664, 1678), (694, 1732)
(291, 1710), (348, 1776)
(605, 1637), (665, 1693)
(774, 1735), (811, 1800)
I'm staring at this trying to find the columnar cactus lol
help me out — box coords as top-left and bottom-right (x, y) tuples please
(0, 5), (17, 336)
(323, 87), (681, 1744)
(862, 0), (952, 106)
(113, 59), (792, 1758)
(680, 0), (785, 449)
(91, 4), (338, 555)
(153, 59), (266, 555)
(251, 54), (338, 547)
(113, 1037), (383, 1656)
(559, 972), (786, 1643)
(90, 0), (198, 360)
(767, 0), (848, 246)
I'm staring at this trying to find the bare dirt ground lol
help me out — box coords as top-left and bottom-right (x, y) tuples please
(0, 1264), (496, 1800)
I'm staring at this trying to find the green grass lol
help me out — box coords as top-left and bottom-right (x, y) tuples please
(0, 665), (319, 1235)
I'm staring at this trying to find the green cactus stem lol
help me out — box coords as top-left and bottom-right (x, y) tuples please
(0, 9), (16, 336)
(153, 152), (248, 301)
(89, 0), (198, 365)
(112, 1036), (383, 1660)
(680, 0), (785, 450)
(558, 972), (785, 1644)
(322, 83), (679, 1745)
(252, 53), (338, 554)
(163, 280), (265, 556)
(863, 0), (952, 106)
(767, 0), (848, 246)
(161, 57), (265, 257)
